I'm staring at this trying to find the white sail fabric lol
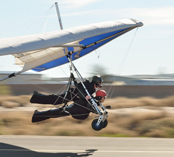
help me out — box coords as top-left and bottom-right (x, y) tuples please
(0, 18), (143, 72)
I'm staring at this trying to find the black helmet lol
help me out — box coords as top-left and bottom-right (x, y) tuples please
(92, 75), (103, 87)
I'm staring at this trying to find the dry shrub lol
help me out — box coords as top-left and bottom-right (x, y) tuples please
(1, 101), (20, 108)
(131, 116), (174, 137)
(13, 95), (31, 106)
(2, 95), (174, 110)
(135, 122), (160, 135)
(161, 97), (174, 107)
(0, 110), (171, 137)
(115, 112), (165, 131)
(1, 95), (174, 137)
(52, 124), (92, 136)
(138, 97), (161, 107)
(139, 96), (174, 108)
(104, 97), (143, 109)
(104, 96), (174, 109)
(0, 111), (30, 134)
(144, 129), (166, 137)
(154, 117), (174, 128)
(165, 128), (174, 138)
(98, 124), (138, 137)
(26, 116), (93, 136)
(0, 95), (30, 107)
(131, 112), (166, 121)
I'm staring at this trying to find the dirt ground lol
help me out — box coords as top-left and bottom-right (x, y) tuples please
(1, 95), (174, 137)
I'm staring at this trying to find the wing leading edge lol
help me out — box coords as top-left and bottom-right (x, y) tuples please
(0, 18), (143, 73)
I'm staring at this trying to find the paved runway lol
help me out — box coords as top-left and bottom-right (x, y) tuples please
(1, 135), (174, 157)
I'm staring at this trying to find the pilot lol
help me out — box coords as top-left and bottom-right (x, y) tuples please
(30, 75), (103, 105)
(31, 89), (107, 123)
(31, 76), (106, 122)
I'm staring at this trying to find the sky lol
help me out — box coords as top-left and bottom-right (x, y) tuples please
(0, 0), (174, 78)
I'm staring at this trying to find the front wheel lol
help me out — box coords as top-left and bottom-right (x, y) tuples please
(102, 119), (108, 128)
(91, 119), (103, 131)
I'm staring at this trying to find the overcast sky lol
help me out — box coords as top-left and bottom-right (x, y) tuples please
(0, 0), (174, 78)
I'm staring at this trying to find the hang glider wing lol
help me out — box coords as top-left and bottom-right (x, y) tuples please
(0, 18), (143, 73)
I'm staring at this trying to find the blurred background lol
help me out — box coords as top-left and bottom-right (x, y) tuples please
(1, 69), (174, 138)
(1, 0), (174, 138)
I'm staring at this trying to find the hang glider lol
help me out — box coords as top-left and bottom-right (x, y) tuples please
(0, 18), (143, 81)
(0, 16), (143, 130)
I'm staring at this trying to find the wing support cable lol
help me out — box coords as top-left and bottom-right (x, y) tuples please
(66, 52), (103, 115)
(65, 53), (108, 123)
(107, 28), (139, 98)
(56, 72), (76, 109)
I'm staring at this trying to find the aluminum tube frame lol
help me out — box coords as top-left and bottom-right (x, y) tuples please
(0, 70), (23, 82)
(55, 2), (63, 30)
(67, 55), (102, 115)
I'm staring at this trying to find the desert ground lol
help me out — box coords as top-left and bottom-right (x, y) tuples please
(1, 95), (174, 137)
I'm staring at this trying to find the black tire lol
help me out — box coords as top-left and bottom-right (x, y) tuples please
(102, 119), (108, 128)
(91, 119), (103, 131)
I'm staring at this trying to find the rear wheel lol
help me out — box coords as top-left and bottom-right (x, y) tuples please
(91, 119), (103, 131)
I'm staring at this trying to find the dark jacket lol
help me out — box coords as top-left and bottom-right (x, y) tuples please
(74, 80), (95, 100)
(30, 80), (95, 105)
(30, 80), (97, 121)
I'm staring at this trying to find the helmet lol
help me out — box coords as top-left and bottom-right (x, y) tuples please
(96, 90), (107, 100)
(92, 75), (103, 87)
(96, 90), (107, 101)
(96, 90), (107, 97)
